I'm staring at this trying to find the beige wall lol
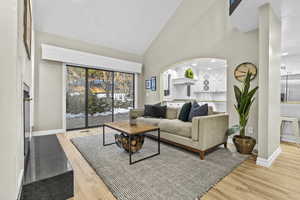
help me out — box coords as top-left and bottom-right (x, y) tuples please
(33, 31), (143, 131)
(0, 0), (34, 199)
(258, 4), (281, 159)
(142, 0), (259, 136)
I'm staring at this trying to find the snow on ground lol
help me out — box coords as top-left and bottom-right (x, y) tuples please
(67, 107), (133, 118)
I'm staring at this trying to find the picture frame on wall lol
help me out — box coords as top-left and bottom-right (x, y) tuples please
(24, 0), (32, 60)
(145, 80), (151, 89)
(151, 76), (156, 91)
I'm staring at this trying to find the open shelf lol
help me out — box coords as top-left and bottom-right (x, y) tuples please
(172, 78), (197, 85)
(194, 91), (227, 94)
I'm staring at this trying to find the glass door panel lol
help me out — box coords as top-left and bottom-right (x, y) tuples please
(87, 69), (113, 126)
(66, 67), (86, 130)
(113, 72), (134, 122)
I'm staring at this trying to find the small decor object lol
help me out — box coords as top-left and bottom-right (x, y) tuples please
(129, 109), (138, 125)
(227, 71), (258, 154)
(24, 0), (32, 60)
(185, 68), (194, 79)
(151, 76), (156, 91)
(145, 80), (151, 89)
(115, 133), (145, 153)
(203, 79), (210, 91)
(234, 62), (257, 82)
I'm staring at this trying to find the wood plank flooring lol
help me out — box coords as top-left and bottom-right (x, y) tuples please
(60, 128), (300, 200)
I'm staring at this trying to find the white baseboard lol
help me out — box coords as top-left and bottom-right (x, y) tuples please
(32, 129), (65, 137)
(256, 146), (282, 168)
(281, 135), (300, 144)
(16, 169), (24, 200)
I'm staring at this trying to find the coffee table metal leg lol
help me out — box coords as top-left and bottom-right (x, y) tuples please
(158, 128), (160, 154)
(102, 125), (116, 146)
(129, 130), (160, 165)
(129, 135), (132, 165)
(102, 125), (105, 146)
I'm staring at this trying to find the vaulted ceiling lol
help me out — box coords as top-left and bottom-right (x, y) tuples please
(33, 0), (183, 56)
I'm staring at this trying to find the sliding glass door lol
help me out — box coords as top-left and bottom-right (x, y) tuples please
(113, 72), (135, 121)
(66, 65), (135, 130)
(88, 69), (113, 127)
(66, 67), (86, 130)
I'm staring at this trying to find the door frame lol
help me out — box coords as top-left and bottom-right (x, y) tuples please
(62, 64), (136, 131)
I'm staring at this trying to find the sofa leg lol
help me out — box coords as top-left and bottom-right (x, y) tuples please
(224, 142), (227, 149)
(199, 151), (205, 160)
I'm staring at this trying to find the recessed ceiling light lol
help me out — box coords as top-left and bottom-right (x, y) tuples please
(211, 59), (216, 63)
(208, 67), (212, 70)
(191, 63), (197, 66)
(282, 52), (289, 56)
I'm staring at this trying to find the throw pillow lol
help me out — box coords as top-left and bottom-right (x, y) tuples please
(166, 107), (178, 119)
(188, 101), (200, 121)
(188, 103), (208, 122)
(178, 102), (192, 122)
(144, 105), (155, 117)
(153, 105), (167, 118)
(144, 104), (167, 118)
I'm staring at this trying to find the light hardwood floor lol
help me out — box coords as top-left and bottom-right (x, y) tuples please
(60, 128), (300, 200)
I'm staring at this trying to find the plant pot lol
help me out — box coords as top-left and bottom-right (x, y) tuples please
(233, 135), (256, 154)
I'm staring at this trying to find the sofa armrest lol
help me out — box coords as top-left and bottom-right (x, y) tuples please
(130, 108), (144, 118)
(192, 114), (228, 150)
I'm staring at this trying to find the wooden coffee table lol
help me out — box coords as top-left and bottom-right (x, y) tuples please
(103, 122), (160, 165)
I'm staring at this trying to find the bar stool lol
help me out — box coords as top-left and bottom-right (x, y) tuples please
(280, 117), (300, 137)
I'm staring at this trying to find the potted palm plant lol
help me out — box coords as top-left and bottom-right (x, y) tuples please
(227, 71), (258, 154)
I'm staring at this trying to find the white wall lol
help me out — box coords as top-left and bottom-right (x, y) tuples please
(34, 31), (143, 131)
(258, 3), (281, 161)
(0, 0), (34, 199)
(142, 0), (259, 138)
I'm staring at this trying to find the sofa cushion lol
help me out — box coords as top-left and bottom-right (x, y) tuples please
(178, 102), (192, 122)
(208, 106), (213, 115)
(166, 107), (178, 119)
(159, 119), (192, 138)
(137, 117), (161, 126)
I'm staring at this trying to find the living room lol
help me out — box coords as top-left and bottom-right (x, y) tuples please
(1, 0), (300, 200)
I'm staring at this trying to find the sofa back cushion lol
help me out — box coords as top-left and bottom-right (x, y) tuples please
(166, 107), (178, 119)
(144, 105), (167, 118)
(178, 102), (192, 122)
(208, 106), (214, 115)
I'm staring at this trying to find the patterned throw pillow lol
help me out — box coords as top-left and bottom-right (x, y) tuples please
(188, 102), (208, 122)
(144, 104), (167, 118)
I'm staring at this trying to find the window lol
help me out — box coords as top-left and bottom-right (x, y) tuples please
(66, 65), (135, 130)
(229, 0), (242, 15)
(281, 74), (300, 102)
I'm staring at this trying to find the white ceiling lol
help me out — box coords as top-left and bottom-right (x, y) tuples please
(230, 0), (281, 32)
(32, 0), (183, 56)
(281, 0), (300, 74)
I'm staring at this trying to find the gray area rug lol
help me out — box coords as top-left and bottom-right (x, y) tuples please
(71, 133), (248, 200)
